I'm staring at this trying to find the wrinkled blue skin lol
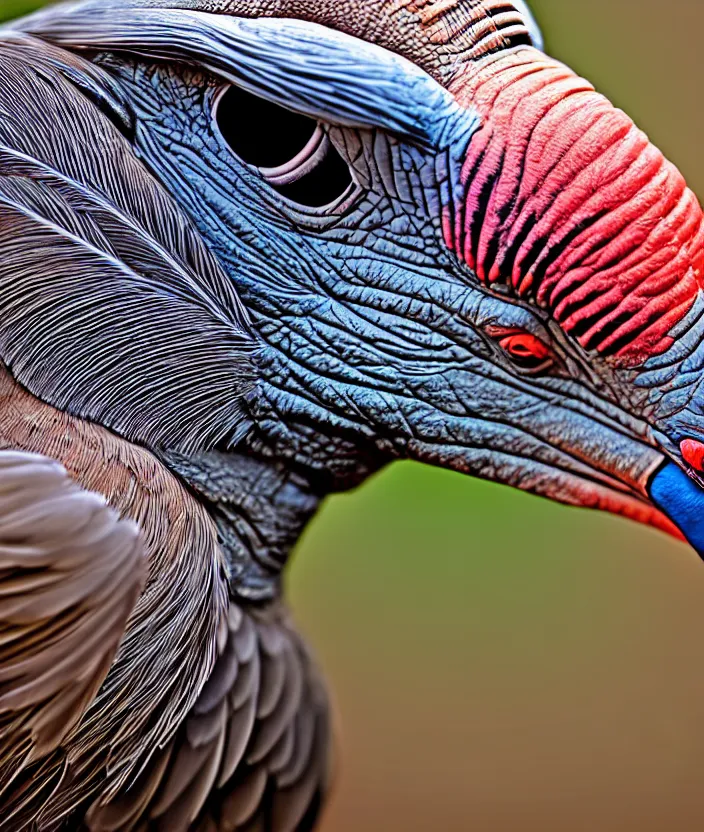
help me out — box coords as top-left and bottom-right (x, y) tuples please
(92, 53), (704, 566)
(15, 6), (704, 575)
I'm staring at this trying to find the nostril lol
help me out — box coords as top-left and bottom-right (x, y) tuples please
(680, 438), (704, 472)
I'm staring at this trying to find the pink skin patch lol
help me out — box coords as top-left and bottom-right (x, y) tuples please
(444, 48), (704, 368)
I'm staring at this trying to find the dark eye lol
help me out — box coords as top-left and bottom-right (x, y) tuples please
(214, 85), (354, 209)
(487, 327), (554, 373)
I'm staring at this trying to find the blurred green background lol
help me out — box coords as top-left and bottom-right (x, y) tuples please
(2, 0), (704, 829)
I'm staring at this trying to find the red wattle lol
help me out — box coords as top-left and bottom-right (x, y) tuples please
(680, 439), (704, 472)
(444, 48), (704, 368)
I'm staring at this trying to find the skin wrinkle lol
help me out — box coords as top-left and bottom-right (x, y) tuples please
(316, 271), (624, 413)
(649, 331), (704, 429)
(449, 48), (704, 366)
(259, 349), (657, 505)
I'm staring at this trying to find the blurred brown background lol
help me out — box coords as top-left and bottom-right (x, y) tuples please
(2, 1), (704, 829)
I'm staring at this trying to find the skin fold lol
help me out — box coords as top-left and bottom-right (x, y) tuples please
(0, 0), (701, 828)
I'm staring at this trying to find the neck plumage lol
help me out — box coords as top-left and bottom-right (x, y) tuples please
(164, 449), (323, 602)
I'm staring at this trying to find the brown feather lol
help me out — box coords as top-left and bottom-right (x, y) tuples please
(0, 367), (228, 828)
(0, 451), (144, 808)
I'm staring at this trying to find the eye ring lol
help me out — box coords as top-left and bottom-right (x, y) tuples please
(259, 125), (328, 185)
(486, 326), (555, 374)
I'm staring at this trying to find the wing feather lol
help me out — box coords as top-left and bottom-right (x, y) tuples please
(0, 451), (145, 793)
(86, 603), (332, 832)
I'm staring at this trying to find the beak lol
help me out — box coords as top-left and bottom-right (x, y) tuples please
(394, 361), (684, 546)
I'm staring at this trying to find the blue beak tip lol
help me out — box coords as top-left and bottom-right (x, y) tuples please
(650, 462), (704, 558)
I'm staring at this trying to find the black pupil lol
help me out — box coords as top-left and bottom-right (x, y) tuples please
(215, 85), (354, 209)
(216, 85), (316, 169)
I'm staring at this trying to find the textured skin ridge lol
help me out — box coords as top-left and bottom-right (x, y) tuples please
(147, 0), (534, 85)
(444, 48), (704, 366)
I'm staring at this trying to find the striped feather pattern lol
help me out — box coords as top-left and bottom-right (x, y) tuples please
(86, 603), (332, 832)
(0, 452), (144, 799)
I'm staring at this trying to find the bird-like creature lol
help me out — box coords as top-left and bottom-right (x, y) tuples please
(0, 0), (702, 828)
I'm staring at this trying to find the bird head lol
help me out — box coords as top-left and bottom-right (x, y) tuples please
(8, 0), (704, 553)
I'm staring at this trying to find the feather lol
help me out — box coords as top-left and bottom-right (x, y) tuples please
(16, 3), (465, 148)
(0, 38), (257, 453)
(0, 451), (145, 806)
(85, 603), (333, 832)
(0, 369), (229, 828)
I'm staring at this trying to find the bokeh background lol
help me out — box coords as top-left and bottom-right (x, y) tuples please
(2, 0), (704, 829)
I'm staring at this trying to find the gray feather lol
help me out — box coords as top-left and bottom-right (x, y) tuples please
(0, 39), (257, 452)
